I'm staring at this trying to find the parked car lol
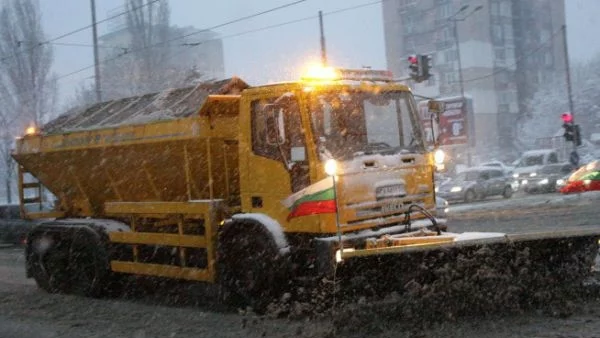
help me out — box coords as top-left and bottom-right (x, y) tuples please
(560, 160), (600, 194)
(0, 204), (34, 245)
(522, 163), (573, 194)
(437, 167), (513, 203)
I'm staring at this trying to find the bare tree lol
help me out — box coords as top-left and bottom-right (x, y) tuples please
(95, 0), (210, 101)
(0, 0), (57, 203)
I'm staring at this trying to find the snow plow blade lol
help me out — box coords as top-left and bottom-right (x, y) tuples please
(330, 228), (600, 318)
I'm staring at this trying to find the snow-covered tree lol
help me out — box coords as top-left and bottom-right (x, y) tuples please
(0, 0), (57, 203)
(518, 55), (600, 149)
(91, 0), (208, 102)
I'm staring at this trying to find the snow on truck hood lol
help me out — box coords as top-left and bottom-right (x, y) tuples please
(337, 152), (425, 174)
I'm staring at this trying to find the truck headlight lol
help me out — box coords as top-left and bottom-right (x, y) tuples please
(556, 179), (565, 185)
(450, 186), (462, 192)
(538, 178), (549, 185)
(513, 173), (519, 178)
(324, 159), (337, 176)
(529, 172), (537, 177)
(434, 149), (445, 164)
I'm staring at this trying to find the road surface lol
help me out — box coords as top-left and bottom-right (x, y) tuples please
(1, 192), (600, 337)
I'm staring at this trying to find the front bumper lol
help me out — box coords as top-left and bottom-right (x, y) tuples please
(313, 217), (447, 276)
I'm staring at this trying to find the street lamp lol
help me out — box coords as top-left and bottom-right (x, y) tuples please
(448, 4), (483, 99)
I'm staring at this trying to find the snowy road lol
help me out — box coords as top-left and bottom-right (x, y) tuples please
(448, 191), (600, 234)
(1, 193), (600, 337)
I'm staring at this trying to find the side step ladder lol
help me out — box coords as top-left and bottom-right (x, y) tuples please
(18, 165), (64, 219)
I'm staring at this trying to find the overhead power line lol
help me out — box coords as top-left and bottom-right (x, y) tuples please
(0, 0), (310, 110)
(0, 0), (160, 63)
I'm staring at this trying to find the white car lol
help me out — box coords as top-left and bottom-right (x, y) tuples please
(480, 160), (515, 176)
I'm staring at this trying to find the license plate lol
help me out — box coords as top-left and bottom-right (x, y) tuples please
(381, 201), (404, 213)
(376, 184), (405, 198)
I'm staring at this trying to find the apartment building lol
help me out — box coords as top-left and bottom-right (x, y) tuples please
(382, 0), (565, 157)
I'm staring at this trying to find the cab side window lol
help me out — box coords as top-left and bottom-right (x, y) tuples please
(251, 96), (306, 163)
(251, 99), (279, 160)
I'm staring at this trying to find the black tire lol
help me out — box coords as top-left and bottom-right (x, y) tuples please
(502, 186), (513, 199)
(464, 190), (476, 203)
(28, 233), (71, 293)
(67, 228), (110, 297)
(217, 222), (288, 313)
(28, 228), (109, 297)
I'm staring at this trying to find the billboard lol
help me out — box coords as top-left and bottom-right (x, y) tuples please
(418, 96), (474, 147)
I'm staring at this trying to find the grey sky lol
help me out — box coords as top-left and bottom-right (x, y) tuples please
(38, 0), (598, 108)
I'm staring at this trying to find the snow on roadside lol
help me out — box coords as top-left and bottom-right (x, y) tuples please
(448, 191), (600, 215)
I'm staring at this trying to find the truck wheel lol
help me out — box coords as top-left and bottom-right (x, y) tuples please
(217, 223), (287, 313)
(67, 228), (109, 297)
(464, 190), (476, 203)
(502, 186), (513, 199)
(28, 228), (108, 297)
(28, 233), (71, 293)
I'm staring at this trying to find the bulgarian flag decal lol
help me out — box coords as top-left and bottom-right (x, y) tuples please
(282, 178), (337, 221)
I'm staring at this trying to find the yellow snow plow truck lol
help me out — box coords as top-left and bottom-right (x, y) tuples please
(12, 66), (600, 315)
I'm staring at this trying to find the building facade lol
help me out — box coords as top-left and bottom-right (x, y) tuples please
(382, 0), (565, 159)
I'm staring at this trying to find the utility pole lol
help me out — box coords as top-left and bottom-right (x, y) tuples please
(319, 11), (327, 66)
(448, 5), (482, 166)
(91, 0), (102, 102)
(452, 20), (465, 100)
(562, 25), (575, 125)
(562, 24), (579, 165)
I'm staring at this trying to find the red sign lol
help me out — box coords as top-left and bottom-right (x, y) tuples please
(418, 97), (469, 146)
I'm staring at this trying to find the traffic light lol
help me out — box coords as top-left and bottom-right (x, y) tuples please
(408, 55), (419, 80)
(563, 123), (575, 142)
(407, 54), (432, 83)
(561, 112), (582, 146)
(418, 54), (432, 81)
(573, 124), (582, 146)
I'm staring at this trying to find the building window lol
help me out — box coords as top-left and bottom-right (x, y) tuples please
(544, 53), (553, 66)
(492, 24), (503, 42)
(437, 3), (453, 19)
(495, 48), (506, 61)
(444, 49), (458, 63)
(491, 2), (499, 15)
(500, 1), (511, 16)
(444, 72), (458, 85)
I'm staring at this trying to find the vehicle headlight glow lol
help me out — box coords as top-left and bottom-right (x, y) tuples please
(324, 159), (338, 176)
(434, 149), (445, 164)
(529, 172), (537, 177)
(25, 125), (38, 135)
(522, 180), (528, 185)
(450, 186), (462, 192)
(513, 173), (519, 178)
(557, 179), (565, 185)
(435, 186), (439, 193)
(538, 178), (549, 185)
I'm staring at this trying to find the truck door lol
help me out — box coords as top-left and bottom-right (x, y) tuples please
(245, 93), (311, 212)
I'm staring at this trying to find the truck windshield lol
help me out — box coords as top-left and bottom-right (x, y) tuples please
(309, 90), (424, 160)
